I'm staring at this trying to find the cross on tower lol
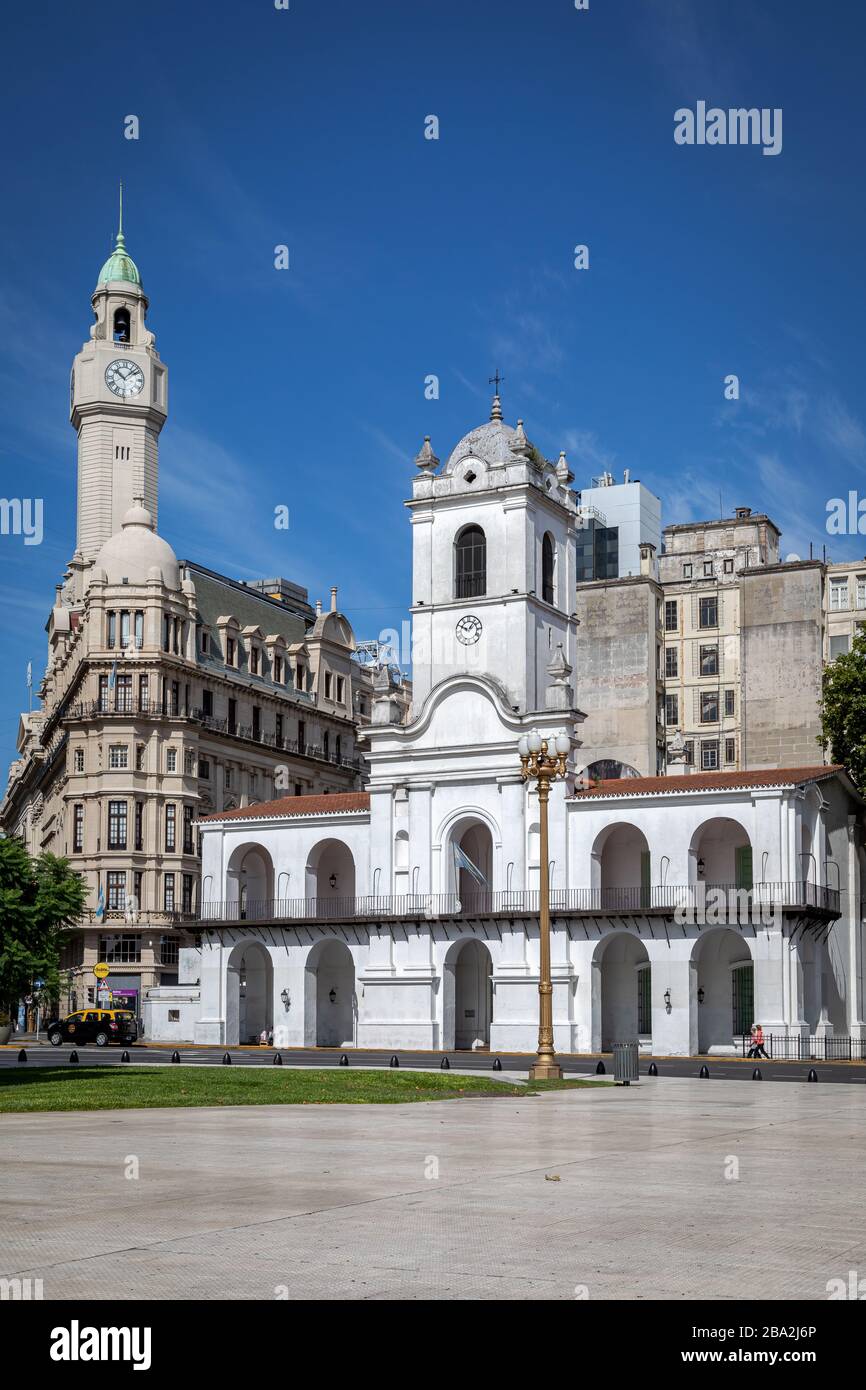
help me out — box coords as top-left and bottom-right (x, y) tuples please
(488, 369), (505, 396)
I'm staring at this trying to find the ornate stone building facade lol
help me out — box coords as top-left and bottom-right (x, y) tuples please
(1, 212), (383, 1020)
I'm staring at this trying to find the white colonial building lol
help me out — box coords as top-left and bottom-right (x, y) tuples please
(148, 396), (866, 1056)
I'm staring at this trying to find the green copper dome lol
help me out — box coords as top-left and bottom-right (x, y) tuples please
(97, 229), (142, 287)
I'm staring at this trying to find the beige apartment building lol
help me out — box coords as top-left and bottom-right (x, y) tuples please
(576, 507), (828, 779)
(0, 215), (398, 1022)
(824, 560), (866, 659)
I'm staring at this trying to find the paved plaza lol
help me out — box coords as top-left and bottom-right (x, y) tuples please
(4, 1076), (866, 1301)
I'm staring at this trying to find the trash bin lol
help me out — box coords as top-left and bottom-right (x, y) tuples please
(612, 1041), (639, 1086)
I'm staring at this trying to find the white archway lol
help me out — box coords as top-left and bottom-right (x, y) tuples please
(225, 939), (274, 1045)
(304, 937), (357, 1046)
(443, 938), (493, 1050)
(690, 817), (752, 889)
(439, 810), (497, 911)
(305, 838), (357, 918)
(692, 929), (754, 1053)
(590, 822), (651, 910)
(226, 843), (275, 921)
(591, 932), (651, 1051)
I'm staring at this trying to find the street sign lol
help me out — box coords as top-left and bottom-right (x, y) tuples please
(93, 963), (110, 980)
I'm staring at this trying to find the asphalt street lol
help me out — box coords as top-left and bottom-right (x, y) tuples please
(1, 1043), (864, 1083)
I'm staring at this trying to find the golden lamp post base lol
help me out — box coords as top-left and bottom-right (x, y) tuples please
(529, 1059), (563, 1081)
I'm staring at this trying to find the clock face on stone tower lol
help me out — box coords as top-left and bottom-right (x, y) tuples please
(105, 358), (144, 398)
(455, 614), (483, 645)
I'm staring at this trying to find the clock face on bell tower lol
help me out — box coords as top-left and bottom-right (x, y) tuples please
(69, 196), (168, 562)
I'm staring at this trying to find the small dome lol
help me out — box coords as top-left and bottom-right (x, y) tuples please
(97, 230), (142, 288)
(446, 418), (520, 471)
(94, 502), (180, 589)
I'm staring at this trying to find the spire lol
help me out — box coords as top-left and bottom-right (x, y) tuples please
(414, 436), (440, 471)
(490, 394), (503, 422)
(97, 184), (142, 287)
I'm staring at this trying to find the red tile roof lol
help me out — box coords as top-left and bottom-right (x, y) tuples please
(201, 791), (370, 823)
(572, 765), (846, 799)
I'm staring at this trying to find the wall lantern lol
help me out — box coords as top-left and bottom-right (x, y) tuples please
(664, 988), (672, 1014)
(329, 873), (338, 890)
(329, 988), (337, 1004)
(280, 988), (291, 1012)
(697, 987), (705, 1005)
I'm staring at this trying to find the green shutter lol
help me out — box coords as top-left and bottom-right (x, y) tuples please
(640, 850), (651, 909)
(735, 845), (753, 890)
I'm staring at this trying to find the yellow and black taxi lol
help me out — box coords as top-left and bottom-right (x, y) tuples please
(47, 1009), (138, 1048)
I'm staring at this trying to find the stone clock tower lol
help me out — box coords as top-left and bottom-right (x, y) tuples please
(407, 393), (580, 715)
(70, 193), (168, 563)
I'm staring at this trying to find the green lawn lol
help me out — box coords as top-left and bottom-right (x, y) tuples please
(0, 1066), (601, 1113)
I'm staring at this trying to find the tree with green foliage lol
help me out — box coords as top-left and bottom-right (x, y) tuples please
(818, 629), (866, 795)
(0, 836), (86, 1013)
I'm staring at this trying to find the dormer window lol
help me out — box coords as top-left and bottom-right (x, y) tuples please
(455, 525), (486, 599)
(250, 647), (259, 676)
(113, 307), (131, 343)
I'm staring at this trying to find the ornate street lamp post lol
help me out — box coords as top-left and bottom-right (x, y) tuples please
(518, 728), (571, 1081)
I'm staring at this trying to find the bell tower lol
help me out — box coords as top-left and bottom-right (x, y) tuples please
(407, 392), (580, 714)
(70, 188), (168, 563)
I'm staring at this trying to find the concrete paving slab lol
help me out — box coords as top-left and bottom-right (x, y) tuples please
(2, 1076), (865, 1301)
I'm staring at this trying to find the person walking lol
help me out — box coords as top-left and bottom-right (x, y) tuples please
(750, 1022), (768, 1060)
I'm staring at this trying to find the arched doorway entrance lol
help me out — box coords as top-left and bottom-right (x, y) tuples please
(592, 932), (651, 1051)
(692, 929), (753, 1053)
(690, 818), (752, 890)
(305, 839), (356, 918)
(226, 940), (273, 1045)
(443, 938), (493, 1050)
(304, 938), (357, 1046)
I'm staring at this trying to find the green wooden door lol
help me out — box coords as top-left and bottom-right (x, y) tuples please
(640, 850), (651, 910)
(735, 845), (753, 890)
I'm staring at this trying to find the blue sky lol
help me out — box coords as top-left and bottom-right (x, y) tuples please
(1, 0), (865, 763)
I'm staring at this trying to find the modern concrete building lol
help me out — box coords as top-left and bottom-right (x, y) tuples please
(0, 210), (390, 1022)
(575, 472), (662, 581)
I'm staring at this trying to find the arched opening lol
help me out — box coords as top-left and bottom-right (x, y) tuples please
(692, 929), (753, 1053)
(448, 817), (494, 912)
(305, 838), (356, 918)
(591, 823), (651, 911)
(226, 843), (275, 921)
(443, 938), (493, 1049)
(542, 532), (556, 606)
(592, 933), (651, 1050)
(455, 524), (486, 599)
(113, 307), (131, 343)
(304, 938), (356, 1046)
(393, 830), (410, 897)
(690, 817), (752, 889)
(226, 940), (273, 1045)
(582, 759), (641, 784)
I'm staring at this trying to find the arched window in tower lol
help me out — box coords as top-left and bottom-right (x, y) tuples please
(542, 532), (556, 606)
(113, 308), (131, 343)
(455, 525), (486, 599)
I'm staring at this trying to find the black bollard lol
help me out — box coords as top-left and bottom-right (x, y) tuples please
(752, 1067), (763, 1081)
(171, 1050), (180, 1064)
(808, 1068), (819, 1083)
(222, 1051), (232, 1065)
(17, 1049), (27, 1063)
(492, 1058), (502, 1071)
(69, 1050), (79, 1064)
(595, 1060), (605, 1075)
(389, 1054), (399, 1068)
(440, 1056), (450, 1070)
(273, 1052), (283, 1066)
(648, 1062), (658, 1077)
(339, 1054), (349, 1067)
(699, 1064), (709, 1078)
(121, 1050), (130, 1063)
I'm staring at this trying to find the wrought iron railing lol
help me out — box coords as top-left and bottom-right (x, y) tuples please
(197, 881), (840, 924)
(739, 1033), (866, 1062)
